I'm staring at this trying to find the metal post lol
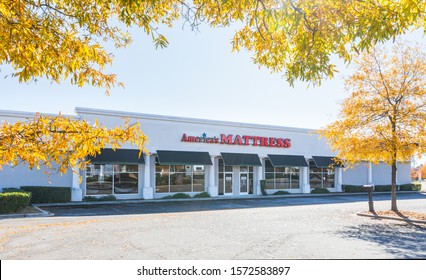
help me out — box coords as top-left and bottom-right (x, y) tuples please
(363, 184), (374, 212)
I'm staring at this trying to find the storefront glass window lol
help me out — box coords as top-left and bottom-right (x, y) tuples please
(309, 161), (335, 188)
(264, 160), (300, 190)
(265, 173), (275, 189)
(155, 172), (169, 193)
(170, 172), (192, 192)
(265, 160), (275, 189)
(155, 159), (205, 193)
(249, 172), (254, 194)
(218, 173), (224, 195)
(324, 169), (335, 188)
(218, 159), (230, 194)
(86, 164), (138, 195)
(291, 168), (300, 189)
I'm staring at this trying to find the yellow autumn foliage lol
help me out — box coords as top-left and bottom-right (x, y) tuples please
(321, 42), (426, 167)
(0, 113), (148, 174)
(1, 0), (425, 92)
(321, 41), (426, 210)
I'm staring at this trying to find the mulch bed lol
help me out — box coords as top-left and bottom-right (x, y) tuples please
(373, 210), (426, 221)
(360, 210), (426, 222)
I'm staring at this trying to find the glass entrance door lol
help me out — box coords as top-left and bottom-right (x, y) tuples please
(240, 172), (249, 195)
(224, 172), (233, 195)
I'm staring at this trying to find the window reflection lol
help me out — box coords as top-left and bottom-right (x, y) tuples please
(309, 161), (335, 189)
(155, 159), (205, 193)
(86, 164), (138, 195)
(264, 160), (300, 190)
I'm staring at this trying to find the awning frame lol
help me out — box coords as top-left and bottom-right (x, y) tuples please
(220, 152), (262, 166)
(156, 150), (212, 165)
(87, 148), (145, 164)
(267, 154), (308, 167)
(311, 156), (344, 168)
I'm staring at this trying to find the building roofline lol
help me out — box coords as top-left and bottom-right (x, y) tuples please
(0, 109), (78, 119)
(75, 107), (319, 133)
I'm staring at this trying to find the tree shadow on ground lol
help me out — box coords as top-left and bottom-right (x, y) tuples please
(338, 221), (426, 258)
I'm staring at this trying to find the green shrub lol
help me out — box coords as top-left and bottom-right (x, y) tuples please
(342, 184), (422, 192)
(83, 195), (116, 202)
(159, 193), (191, 199)
(20, 186), (71, 203)
(412, 182), (422, 191)
(171, 193), (191, 199)
(98, 195), (117, 201)
(343, 185), (366, 193)
(260, 180), (267, 195)
(2, 188), (26, 193)
(193, 192), (211, 198)
(374, 185), (392, 192)
(0, 192), (32, 214)
(82, 196), (98, 202)
(400, 183), (422, 191)
(273, 190), (290, 195)
(311, 188), (330, 194)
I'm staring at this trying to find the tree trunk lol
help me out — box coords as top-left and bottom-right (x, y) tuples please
(391, 161), (398, 211)
(390, 115), (398, 212)
(367, 186), (374, 212)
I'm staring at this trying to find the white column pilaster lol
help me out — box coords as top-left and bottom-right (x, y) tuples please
(143, 154), (154, 199)
(368, 162), (373, 184)
(257, 164), (264, 195)
(71, 166), (83, 201)
(208, 156), (218, 197)
(301, 166), (310, 193)
(336, 167), (343, 192)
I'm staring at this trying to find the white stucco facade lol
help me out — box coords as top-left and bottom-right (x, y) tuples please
(0, 108), (413, 201)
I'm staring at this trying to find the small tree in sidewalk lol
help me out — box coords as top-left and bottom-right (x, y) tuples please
(321, 41), (426, 211)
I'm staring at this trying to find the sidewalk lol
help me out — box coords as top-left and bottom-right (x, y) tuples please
(35, 190), (424, 207)
(1, 190), (424, 219)
(0, 205), (53, 219)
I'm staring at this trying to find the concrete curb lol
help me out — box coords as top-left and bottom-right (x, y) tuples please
(0, 205), (53, 219)
(357, 213), (426, 224)
(35, 191), (425, 208)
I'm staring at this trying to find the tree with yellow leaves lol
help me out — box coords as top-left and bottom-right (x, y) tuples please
(321, 42), (426, 211)
(1, 1), (425, 179)
(421, 164), (426, 179)
(0, 113), (148, 176)
(1, 0), (425, 92)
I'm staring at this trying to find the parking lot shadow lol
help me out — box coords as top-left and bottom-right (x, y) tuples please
(337, 222), (426, 258)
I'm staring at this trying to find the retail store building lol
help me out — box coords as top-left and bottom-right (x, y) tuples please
(0, 108), (412, 201)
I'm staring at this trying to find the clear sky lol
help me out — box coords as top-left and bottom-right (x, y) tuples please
(0, 23), (423, 131)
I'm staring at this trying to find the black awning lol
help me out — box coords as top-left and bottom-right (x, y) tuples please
(220, 152), (262, 166)
(312, 156), (343, 168)
(156, 150), (212, 165)
(88, 148), (144, 164)
(267, 154), (308, 167)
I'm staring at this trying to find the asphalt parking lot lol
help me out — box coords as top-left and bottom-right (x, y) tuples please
(40, 192), (426, 217)
(1, 193), (425, 259)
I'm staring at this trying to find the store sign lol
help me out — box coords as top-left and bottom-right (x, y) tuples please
(181, 133), (291, 148)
